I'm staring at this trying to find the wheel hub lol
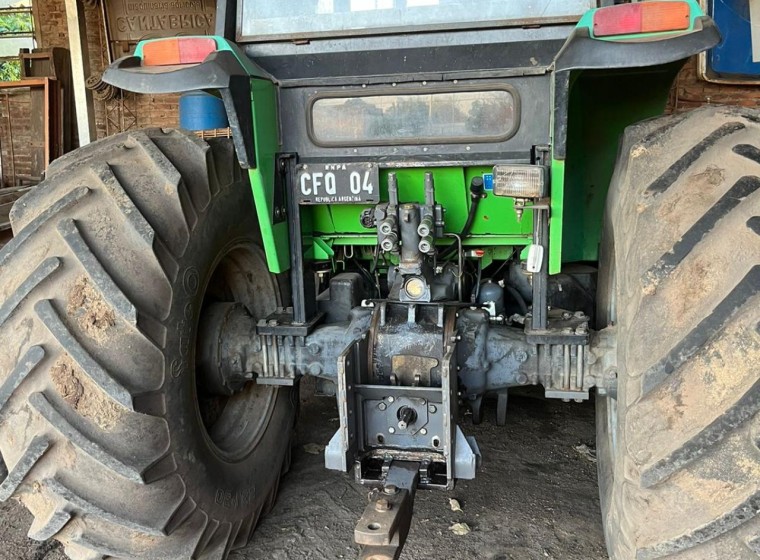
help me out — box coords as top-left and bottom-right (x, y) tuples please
(197, 301), (259, 396)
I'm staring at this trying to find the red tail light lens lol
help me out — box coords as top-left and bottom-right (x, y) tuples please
(143, 38), (217, 66)
(593, 1), (690, 38)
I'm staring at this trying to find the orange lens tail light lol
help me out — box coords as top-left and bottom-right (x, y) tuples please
(593, 1), (690, 38)
(143, 38), (217, 66)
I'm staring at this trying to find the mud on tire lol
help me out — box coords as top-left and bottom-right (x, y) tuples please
(597, 106), (760, 559)
(0, 129), (295, 559)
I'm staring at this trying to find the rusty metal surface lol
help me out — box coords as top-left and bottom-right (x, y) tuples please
(355, 461), (419, 560)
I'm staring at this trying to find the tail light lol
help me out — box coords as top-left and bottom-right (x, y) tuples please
(593, 1), (691, 38)
(142, 38), (217, 66)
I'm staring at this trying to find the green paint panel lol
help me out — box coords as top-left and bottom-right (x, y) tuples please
(310, 167), (532, 252)
(248, 78), (290, 273)
(560, 65), (681, 263)
(549, 158), (565, 275)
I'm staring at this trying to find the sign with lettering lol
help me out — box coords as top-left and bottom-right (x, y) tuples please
(104, 0), (216, 58)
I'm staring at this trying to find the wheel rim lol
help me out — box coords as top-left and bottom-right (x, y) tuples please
(606, 394), (618, 454)
(195, 242), (279, 462)
(601, 245), (619, 455)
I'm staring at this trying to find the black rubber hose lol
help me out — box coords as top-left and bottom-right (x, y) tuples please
(441, 176), (484, 260)
(505, 284), (529, 315)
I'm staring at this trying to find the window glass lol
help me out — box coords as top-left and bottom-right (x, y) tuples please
(0, 0), (34, 81)
(310, 89), (517, 146)
(241, 0), (595, 39)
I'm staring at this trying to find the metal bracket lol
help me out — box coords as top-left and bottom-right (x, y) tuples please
(256, 307), (324, 338)
(355, 461), (420, 560)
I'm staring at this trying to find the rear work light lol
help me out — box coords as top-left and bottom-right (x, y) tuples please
(593, 1), (690, 38)
(142, 38), (217, 66)
(492, 164), (547, 199)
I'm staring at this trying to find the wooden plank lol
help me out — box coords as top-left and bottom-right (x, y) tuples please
(0, 78), (49, 88)
(65, 0), (96, 145)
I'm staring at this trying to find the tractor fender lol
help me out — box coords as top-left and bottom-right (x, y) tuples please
(103, 48), (266, 170)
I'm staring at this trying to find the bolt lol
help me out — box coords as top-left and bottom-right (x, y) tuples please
(378, 402), (387, 411)
(428, 404), (437, 413)
(516, 373), (528, 385)
(387, 396), (395, 403)
(384, 485), (399, 495)
(514, 350), (528, 363)
(388, 427), (396, 434)
(420, 428), (428, 435)
(375, 498), (391, 512)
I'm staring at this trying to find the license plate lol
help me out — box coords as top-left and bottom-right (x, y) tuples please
(296, 162), (380, 205)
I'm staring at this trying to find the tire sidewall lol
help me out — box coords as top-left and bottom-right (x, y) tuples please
(596, 212), (622, 554)
(161, 174), (294, 522)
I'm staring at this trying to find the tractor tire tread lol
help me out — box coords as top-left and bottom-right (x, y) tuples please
(600, 105), (760, 560)
(0, 128), (290, 559)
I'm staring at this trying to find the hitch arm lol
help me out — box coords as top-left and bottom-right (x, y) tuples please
(355, 461), (420, 560)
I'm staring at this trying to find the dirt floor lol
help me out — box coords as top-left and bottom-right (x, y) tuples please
(0, 386), (608, 560)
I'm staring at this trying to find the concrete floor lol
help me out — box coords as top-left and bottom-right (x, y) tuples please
(0, 386), (608, 560)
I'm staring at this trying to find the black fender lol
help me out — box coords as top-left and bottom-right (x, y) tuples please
(552, 16), (721, 159)
(102, 50), (267, 169)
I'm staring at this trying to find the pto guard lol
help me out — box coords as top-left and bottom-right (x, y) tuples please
(102, 38), (270, 170)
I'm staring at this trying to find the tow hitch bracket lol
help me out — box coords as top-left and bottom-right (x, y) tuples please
(355, 461), (419, 560)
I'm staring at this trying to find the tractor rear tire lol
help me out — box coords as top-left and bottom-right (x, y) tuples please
(0, 129), (295, 559)
(597, 106), (760, 559)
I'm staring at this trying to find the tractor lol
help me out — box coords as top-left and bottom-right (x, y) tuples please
(0, 1), (756, 559)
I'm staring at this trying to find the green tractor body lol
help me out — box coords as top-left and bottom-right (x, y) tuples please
(110, 0), (715, 276)
(1, 2), (758, 559)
